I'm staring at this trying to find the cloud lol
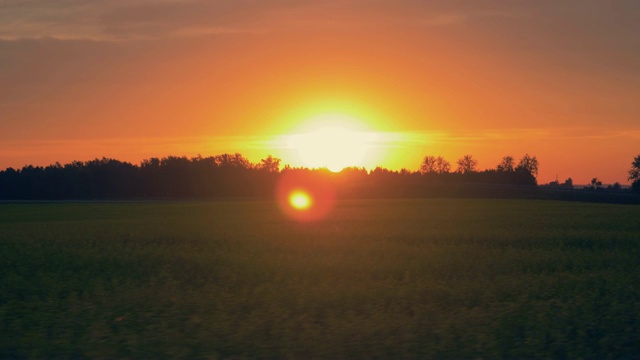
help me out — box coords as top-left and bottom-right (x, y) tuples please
(380, 127), (640, 147)
(0, 0), (261, 41)
(0, 0), (352, 41)
(0, 0), (104, 40)
(98, 0), (280, 40)
(0, 0), (522, 41)
(7, 0), (635, 43)
(2, 0), (639, 43)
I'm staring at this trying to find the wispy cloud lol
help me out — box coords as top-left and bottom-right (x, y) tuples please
(233, 127), (640, 153)
(368, 127), (640, 147)
(0, 0), (273, 41)
(0, 0), (524, 42)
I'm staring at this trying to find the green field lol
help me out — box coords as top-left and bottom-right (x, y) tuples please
(1, 199), (639, 358)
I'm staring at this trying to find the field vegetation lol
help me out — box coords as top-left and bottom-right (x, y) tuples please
(1, 199), (639, 358)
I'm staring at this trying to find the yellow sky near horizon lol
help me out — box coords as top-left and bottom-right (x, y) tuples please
(2, 126), (638, 185)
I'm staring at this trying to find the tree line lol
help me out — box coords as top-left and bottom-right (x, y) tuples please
(420, 153), (539, 177)
(0, 153), (638, 200)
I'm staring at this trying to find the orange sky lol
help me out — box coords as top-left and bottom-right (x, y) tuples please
(1, 1), (639, 184)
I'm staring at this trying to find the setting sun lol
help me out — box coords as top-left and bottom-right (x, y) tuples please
(289, 190), (312, 210)
(285, 115), (378, 172)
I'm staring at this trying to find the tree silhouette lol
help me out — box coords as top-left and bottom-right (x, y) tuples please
(516, 154), (539, 177)
(608, 182), (622, 192)
(456, 155), (478, 174)
(420, 156), (437, 174)
(259, 155), (281, 172)
(629, 155), (640, 193)
(5, 151), (621, 201)
(497, 156), (515, 172)
(435, 157), (451, 174)
(214, 153), (252, 168)
(420, 156), (450, 174)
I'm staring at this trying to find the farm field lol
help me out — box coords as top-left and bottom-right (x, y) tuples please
(1, 199), (640, 358)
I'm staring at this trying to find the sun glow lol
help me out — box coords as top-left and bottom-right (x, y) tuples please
(286, 115), (378, 172)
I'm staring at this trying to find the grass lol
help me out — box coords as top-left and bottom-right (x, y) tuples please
(1, 199), (639, 358)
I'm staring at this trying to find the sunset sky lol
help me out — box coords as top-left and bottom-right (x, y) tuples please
(1, 0), (639, 184)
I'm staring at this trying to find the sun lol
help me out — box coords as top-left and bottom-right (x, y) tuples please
(289, 190), (312, 210)
(286, 115), (377, 172)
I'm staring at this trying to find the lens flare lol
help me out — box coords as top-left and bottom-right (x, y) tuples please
(276, 170), (336, 222)
(289, 191), (311, 210)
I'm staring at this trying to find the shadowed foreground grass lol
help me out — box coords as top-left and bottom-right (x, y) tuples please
(1, 199), (639, 358)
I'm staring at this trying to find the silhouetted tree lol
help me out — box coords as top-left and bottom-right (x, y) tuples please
(629, 155), (640, 193)
(258, 155), (281, 172)
(420, 156), (450, 174)
(607, 182), (622, 192)
(420, 156), (437, 174)
(0, 151), (555, 200)
(436, 157), (450, 174)
(561, 178), (573, 189)
(497, 156), (515, 172)
(516, 154), (539, 177)
(370, 166), (393, 176)
(214, 153), (252, 169)
(456, 155), (478, 174)
(588, 177), (603, 190)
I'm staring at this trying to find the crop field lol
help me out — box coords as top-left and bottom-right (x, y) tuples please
(1, 199), (640, 358)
